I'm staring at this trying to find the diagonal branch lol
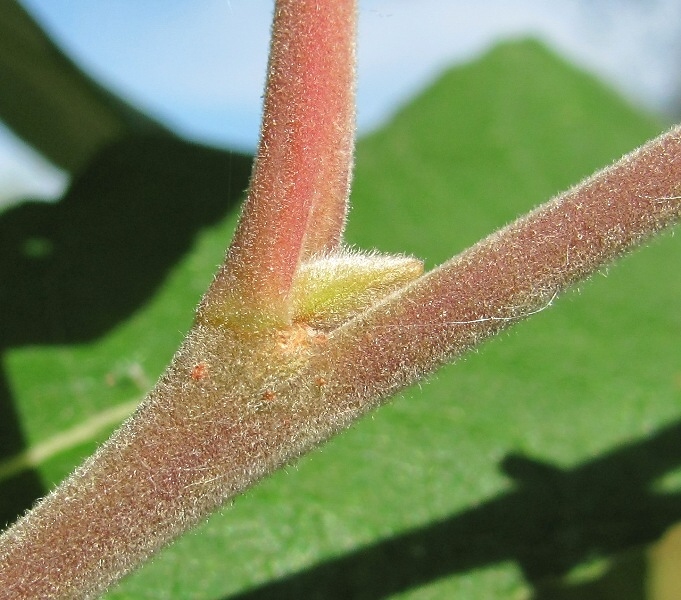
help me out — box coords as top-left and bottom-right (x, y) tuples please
(1, 1), (680, 598)
(312, 125), (681, 405)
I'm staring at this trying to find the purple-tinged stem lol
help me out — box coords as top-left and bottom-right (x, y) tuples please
(1, 2), (680, 598)
(0, 1), (357, 597)
(314, 125), (681, 404)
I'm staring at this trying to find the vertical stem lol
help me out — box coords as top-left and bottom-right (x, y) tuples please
(0, 2), (359, 596)
(207, 0), (357, 325)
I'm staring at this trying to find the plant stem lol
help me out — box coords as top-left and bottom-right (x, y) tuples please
(206, 0), (356, 325)
(313, 125), (681, 403)
(1, 1), (680, 598)
(0, 1), (357, 597)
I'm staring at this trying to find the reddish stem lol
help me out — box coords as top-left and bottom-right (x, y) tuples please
(1, 2), (680, 598)
(315, 126), (681, 403)
(208, 0), (356, 324)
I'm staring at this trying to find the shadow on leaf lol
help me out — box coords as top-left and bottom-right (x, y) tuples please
(531, 549), (647, 600)
(0, 133), (252, 525)
(224, 420), (681, 600)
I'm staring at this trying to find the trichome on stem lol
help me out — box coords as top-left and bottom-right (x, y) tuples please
(1, 0), (680, 598)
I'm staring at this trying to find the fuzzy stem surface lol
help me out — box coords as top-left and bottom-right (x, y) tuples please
(1, 4), (680, 599)
(205, 0), (356, 325)
(313, 125), (681, 402)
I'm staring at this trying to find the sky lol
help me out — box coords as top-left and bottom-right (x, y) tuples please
(2, 0), (681, 204)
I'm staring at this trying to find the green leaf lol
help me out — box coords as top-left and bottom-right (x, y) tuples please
(0, 132), (252, 521)
(0, 1), (165, 172)
(2, 39), (680, 599)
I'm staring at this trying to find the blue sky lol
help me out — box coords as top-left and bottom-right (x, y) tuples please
(2, 0), (681, 204)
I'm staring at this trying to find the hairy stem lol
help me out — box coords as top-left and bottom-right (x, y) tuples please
(205, 0), (356, 325)
(0, 0), (357, 596)
(313, 125), (681, 402)
(1, 2), (680, 599)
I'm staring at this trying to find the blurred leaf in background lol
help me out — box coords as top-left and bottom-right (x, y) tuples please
(1, 3), (681, 599)
(0, 0), (166, 172)
(0, 0), (250, 530)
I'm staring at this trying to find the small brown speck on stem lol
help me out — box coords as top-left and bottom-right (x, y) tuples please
(190, 363), (208, 381)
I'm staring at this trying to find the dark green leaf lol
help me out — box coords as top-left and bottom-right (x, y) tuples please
(0, 1), (165, 172)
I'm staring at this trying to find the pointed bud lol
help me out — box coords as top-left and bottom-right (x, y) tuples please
(291, 249), (423, 328)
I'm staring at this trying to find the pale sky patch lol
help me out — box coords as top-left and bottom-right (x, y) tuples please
(2, 0), (681, 205)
